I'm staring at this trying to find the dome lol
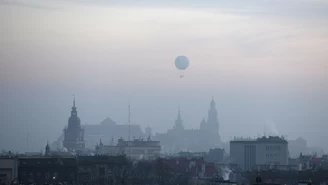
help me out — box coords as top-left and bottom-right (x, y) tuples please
(68, 116), (81, 128)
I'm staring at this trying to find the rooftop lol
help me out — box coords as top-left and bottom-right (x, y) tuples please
(117, 138), (161, 147)
(231, 136), (288, 143)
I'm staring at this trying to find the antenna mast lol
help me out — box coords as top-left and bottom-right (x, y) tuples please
(26, 132), (29, 152)
(128, 101), (131, 141)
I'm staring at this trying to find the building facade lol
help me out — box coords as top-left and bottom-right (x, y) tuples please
(96, 138), (161, 160)
(0, 157), (18, 185)
(18, 157), (77, 185)
(77, 156), (128, 185)
(230, 136), (288, 171)
(166, 148), (225, 164)
(63, 97), (85, 152)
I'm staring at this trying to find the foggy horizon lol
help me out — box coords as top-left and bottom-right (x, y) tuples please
(1, 0), (328, 152)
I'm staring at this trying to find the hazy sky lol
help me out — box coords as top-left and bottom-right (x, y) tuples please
(1, 0), (328, 152)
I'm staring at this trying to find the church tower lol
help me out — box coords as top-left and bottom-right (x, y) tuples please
(45, 141), (50, 156)
(200, 117), (207, 131)
(63, 96), (85, 152)
(207, 97), (219, 136)
(173, 108), (184, 130)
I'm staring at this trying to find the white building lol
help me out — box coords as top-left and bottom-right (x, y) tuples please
(0, 157), (18, 185)
(230, 136), (288, 171)
(96, 138), (161, 160)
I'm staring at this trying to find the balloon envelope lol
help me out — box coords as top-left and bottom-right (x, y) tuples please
(175, 56), (189, 70)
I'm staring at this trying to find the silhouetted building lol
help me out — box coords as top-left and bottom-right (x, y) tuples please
(161, 157), (218, 179)
(63, 97), (85, 153)
(44, 142), (50, 156)
(96, 137), (161, 160)
(288, 137), (308, 158)
(43, 142), (73, 157)
(18, 157), (77, 185)
(205, 148), (225, 163)
(77, 155), (128, 185)
(155, 98), (221, 153)
(174, 108), (184, 130)
(145, 126), (152, 137)
(204, 98), (220, 139)
(245, 170), (328, 185)
(176, 151), (207, 158)
(82, 117), (146, 148)
(55, 97), (221, 154)
(165, 148), (224, 164)
(54, 115), (146, 150)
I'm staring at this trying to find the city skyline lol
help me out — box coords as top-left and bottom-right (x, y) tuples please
(1, 0), (328, 152)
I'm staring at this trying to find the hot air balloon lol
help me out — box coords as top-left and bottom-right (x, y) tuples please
(175, 56), (189, 78)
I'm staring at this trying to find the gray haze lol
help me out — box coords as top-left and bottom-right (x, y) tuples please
(0, 0), (328, 152)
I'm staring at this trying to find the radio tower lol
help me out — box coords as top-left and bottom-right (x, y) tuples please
(128, 101), (131, 141)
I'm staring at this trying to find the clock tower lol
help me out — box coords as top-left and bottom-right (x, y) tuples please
(63, 96), (85, 152)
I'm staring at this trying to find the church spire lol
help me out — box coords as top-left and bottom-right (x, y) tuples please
(210, 96), (215, 110)
(71, 94), (77, 116)
(201, 117), (206, 124)
(73, 94), (76, 107)
(45, 141), (50, 156)
(174, 107), (184, 130)
(177, 107), (181, 121)
(207, 97), (219, 135)
(200, 117), (207, 130)
(64, 94), (85, 152)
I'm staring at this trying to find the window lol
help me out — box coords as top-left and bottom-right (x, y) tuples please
(266, 145), (281, 152)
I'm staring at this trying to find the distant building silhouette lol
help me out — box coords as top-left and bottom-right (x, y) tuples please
(204, 97), (220, 137)
(155, 98), (221, 153)
(54, 116), (146, 149)
(200, 97), (220, 143)
(54, 97), (221, 153)
(18, 157), (77, 184)
(45, 142), (50, 156)
(83, 117), (145, 148)
(145, 126), (152, 137)
(174, 108), (184, 130)
(95, 137), (161, 160)
(63, 97), (85, 152)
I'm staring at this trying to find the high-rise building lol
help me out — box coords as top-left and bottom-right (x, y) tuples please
(63, 97), (85, 152)
(230, 136), (289, 171)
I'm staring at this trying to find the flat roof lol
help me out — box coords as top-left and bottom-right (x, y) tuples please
(230, 136), (288, 143)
